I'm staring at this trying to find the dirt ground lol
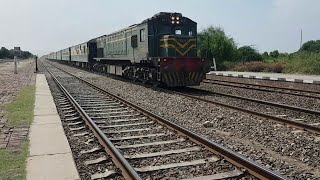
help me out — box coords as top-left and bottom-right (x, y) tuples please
(0, 59), (36, 151)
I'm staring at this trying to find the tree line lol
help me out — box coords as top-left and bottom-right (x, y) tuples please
(197, 26), (320, 70)
(0, 47), (34, 59)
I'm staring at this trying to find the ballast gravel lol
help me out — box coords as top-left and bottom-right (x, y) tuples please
(48, 60), (320, 179)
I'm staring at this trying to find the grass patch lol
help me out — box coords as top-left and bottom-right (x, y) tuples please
(6, 86), (35, 128)
(0, 140), (29, 180)
(0, 86), (35, 179)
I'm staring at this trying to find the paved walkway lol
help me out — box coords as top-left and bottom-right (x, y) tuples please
(27, 74), (79, 180)
(0, 60), (35, 150)
(208, 71), (320, 84)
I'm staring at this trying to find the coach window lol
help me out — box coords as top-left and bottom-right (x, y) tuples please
(140, 29), (145, 42)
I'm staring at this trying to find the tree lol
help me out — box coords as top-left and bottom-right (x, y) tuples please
(0, 47), (11, 59)
(0, 47), (33, 59)
(238, 46), (263, 62)
(262, 52), (269, 56)
(299, 40), (320, 53)
(198, 26), (238, 69)
(270, 50), (279, 58)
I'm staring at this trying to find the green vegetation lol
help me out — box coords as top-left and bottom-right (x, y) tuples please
(284, 52), (320, 74)
(198, 26), (320, 74)
(0, 86), (35, 180)
(0, 141), (29, 180)
(299, 40), (320, 53)
(0, 47), (34, 59)
(197, 26), (238, 69)
(231, 52), (320, 74)
(238, 46), (262, 62)
(198, 26), (265, 70)
(6, 86), (35, 128)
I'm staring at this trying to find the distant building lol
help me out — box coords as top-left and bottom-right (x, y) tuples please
(14, 47), (21, 51)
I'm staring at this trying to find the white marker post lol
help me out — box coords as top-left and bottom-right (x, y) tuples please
(212, 58), (217, 71)
(14, 56), (17, 74)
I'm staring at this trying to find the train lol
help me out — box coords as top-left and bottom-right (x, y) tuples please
(45, 12), (209, 87)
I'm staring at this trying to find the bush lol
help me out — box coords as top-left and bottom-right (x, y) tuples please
(219, 61), (237, 71)
(268, 62), (286, 73)
(231, 61), (286, 73)
(284, 52), (320, 74)
(231, 61), (267, 72)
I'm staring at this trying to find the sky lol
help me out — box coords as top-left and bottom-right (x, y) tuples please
(0, 0), (319, 55)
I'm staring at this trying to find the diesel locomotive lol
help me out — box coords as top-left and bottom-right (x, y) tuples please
(46, 12), (209, 86)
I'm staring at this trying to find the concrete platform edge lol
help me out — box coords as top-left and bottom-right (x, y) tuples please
(27, 74), (80, 180)
(208, 72), (320, 84)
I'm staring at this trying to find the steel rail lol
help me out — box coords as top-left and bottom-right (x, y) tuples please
(45, 60), (288, 180)
(204, 78), (320, 96)
(193, 85), (320, 116)
(173, 90), (320, 135)
(43, 63), (142, 180)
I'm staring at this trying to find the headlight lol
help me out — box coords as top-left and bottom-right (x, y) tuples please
(171, 16), (175, 20)
(176, 21), (180, 24)
(176, 17), (180, 20)
(172, 21), (175, 24)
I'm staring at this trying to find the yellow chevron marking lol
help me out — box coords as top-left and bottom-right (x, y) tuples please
(168, 73), (173, 84)
(163, 74), (168, 83)
(160, 44), (176, 48)
(192, 72), (196, 81)
(160, 44), (196, 56)
(160, 38), (196, 48)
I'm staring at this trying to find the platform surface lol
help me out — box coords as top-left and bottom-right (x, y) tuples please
(208, 71), (320, 84)
(27, 74), (79, 180)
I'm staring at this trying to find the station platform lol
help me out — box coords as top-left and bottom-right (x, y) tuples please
(207, 71), (320, 84)
(27, 74), (79, 180)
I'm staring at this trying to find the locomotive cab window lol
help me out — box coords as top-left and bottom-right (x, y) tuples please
(175, 29), (182, 35)
(140, 29), (145, 42)
(131, 35), (138, 48)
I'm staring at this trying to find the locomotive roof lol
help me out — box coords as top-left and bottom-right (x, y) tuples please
(51, 12), (195, 53)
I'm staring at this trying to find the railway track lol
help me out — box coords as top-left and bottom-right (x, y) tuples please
(203, 78), (320, 99)
(43, 60), (287, 179)
(41, 63), (125, 179)
(46, 60), (320, 134)
(172, 87), (320, 135)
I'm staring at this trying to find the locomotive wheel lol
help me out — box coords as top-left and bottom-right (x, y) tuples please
(152, 81), (161, 87)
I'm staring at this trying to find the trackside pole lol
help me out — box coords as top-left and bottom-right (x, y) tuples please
(212, 58), (217, 71)
(35, 56), (38, 72)
(14, 56), (17, 74)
